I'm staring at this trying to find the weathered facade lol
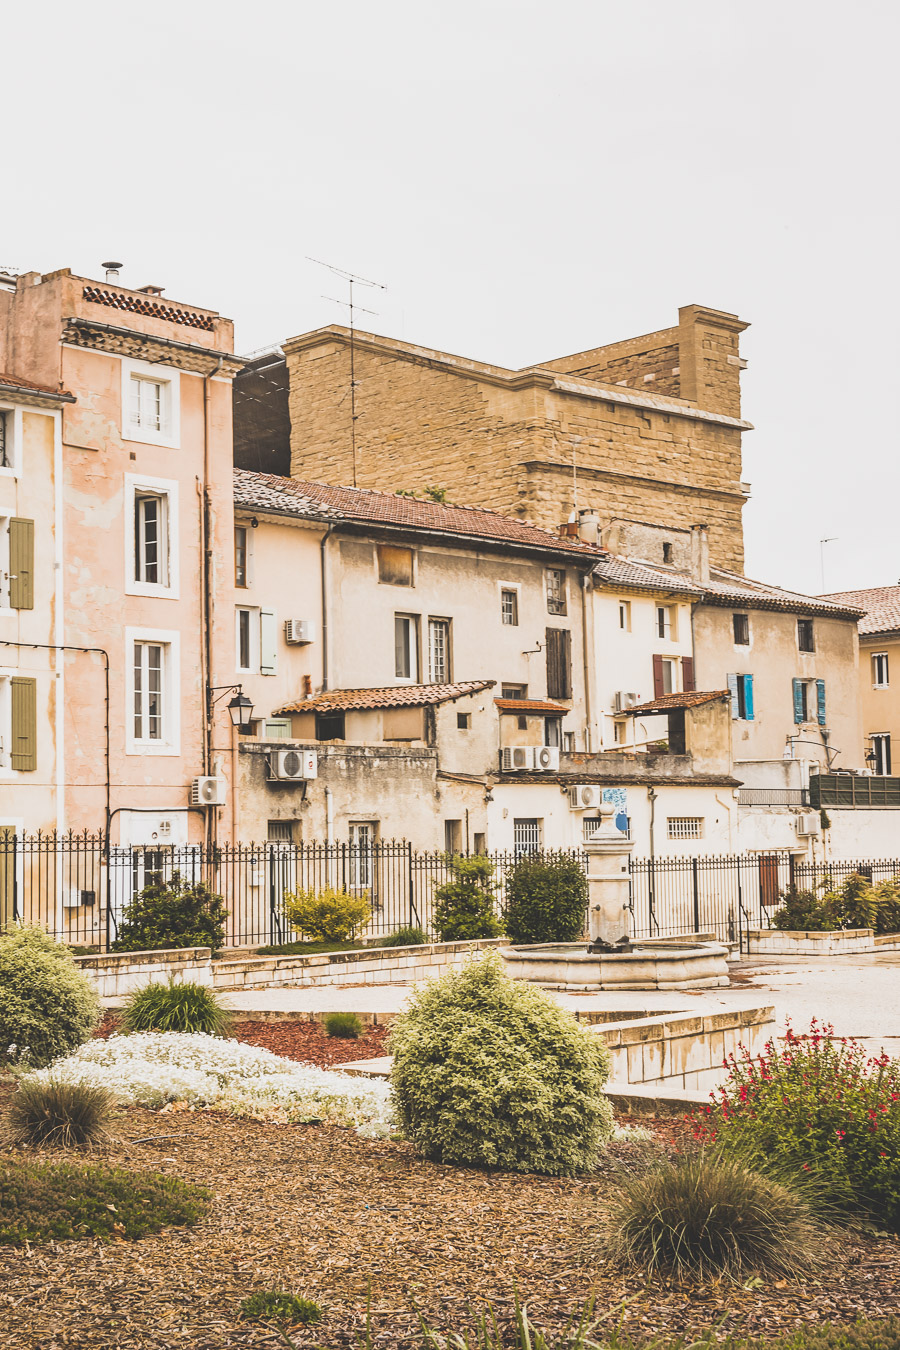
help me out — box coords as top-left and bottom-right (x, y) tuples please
(820, 585), (900, 777)
(277, 304), (752, 573)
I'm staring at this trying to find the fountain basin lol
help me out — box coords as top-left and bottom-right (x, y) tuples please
(500, 939), (730, 991)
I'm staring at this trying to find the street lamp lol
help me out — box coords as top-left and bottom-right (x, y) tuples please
(227, 693), (254, 731)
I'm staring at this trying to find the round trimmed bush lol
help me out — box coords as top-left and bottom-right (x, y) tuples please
(389, 951), (613, 1175)
(504, 852), (588, 944)
(0, 926), (100, 1068)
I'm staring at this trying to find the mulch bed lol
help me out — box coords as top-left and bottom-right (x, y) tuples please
(1, 1091), (899, 1349)
(95, 1015), (390, 1068)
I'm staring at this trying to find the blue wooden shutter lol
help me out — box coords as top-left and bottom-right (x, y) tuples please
(792, 678), (804, 723)
(260, 610), (277, 675)
(742, 674), (754, 721)
(816, 678), (826, 726)
(726, 672), (739, 719)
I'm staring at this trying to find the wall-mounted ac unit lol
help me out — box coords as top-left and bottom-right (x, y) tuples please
(614, 691), (640, 713)
(569, 784), (602, 810)
(190, 776), (226, 807)
(268, 748), (318, 781)
(501, 746), (536, 772)
(62, 889), (97, 909)
(284, 619), (315, 645)
(534, 746), (560, 771)
(795, 812), (821, 837)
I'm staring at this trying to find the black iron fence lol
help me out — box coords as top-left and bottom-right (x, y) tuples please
(3, 832), (900, 954)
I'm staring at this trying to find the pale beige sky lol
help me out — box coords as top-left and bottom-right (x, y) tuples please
(6, 0), (897, 595)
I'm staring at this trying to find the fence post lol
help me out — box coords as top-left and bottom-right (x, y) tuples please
(691, 856), (700, 934)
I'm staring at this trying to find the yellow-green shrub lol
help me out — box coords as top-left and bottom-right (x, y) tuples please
(0, 926), (100, 1068)
(283, 887), (371, 943)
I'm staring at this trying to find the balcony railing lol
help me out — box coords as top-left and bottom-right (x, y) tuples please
(809, 774), (900, 808)
(736, 788), (809, 807)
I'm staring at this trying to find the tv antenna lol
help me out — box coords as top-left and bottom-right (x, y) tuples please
(307, 257), (386, 487)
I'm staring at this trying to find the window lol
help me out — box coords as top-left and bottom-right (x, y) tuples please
(133, 642), (164, 742)
(0, 411), (9, 470)
(315, 711), (345, 741)
(792, 677), (826, 726)
(126, 475), (178, 597)
(501, 589), (519, 625)
(377, 545), (413, 586)
(662, 542), (673, 564)
(733, 613), (750, 645)
(457, 712), (470, 730)
(263, 719), (291, 739)
(444, 819), (463, 853)
(428, 618), (451, 683)
(267, 820), (295, 842)
(0, 406), (21, 476)
(348, 821), (376, 889)
(394, 614), (419, 681)
(873, 653), (890, 688)
(501, 684), (527, 699)
(473, 832), (486, 854)
(0, 517), (34, 610)
(236, 608), (258, 673)
(563, 731), (575, 752)
(0, 674), (37, 772)
(126, 629), (179, 754)
(235, 527), (249, 587)
(513, 818), (541, 855)
(517, 715), (528, 731)
(798, 619), (815, 653)
(123, 358), (179, 448)
(871, 733), (892, 776)
(727, 673), (755, 720)
(618, 601), (631, 631)
(656, 604), (676, 639)
(545, 718), (562, 747)
(614, 720), (628, 744)
(545, 628), (572, 699)
(546, 568), (567, 615)
(653, 654), (679, 697)
(667, 817), (703, 840)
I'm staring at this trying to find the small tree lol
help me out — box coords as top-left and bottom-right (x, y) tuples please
(504, 852), (588, 944)
(432, 855), (502, 942)
(283, 887), (370, 943)
(112, 873), (228, 953)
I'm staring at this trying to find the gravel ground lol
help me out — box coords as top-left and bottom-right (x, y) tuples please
(1, 1090), (899, 1349)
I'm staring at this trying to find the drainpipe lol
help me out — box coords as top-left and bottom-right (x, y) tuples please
(201, 355), (224, 847)
(580, 567), (596, 752)
(325, 785), (335, 888)
(647, 786), (657, 861)
(320, 524), (336, 691)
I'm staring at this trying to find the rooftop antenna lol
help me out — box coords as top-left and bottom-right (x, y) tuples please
(307, 256), (386, 488)
(819, 536), (837, 592)
(569, 436), (583, 523)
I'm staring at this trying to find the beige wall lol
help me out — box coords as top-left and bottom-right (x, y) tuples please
(692, 605), (863, 769)
(859, 636), (900, 770)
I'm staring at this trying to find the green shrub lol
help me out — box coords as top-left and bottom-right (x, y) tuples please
(379, 926), (430, 947)
(111, 873), (228, 953)
(0, 1160), (209, 1245)
(874, 877), (900, 935)
(504, 852), (588, 944)
(389, 951), (613, 1175)
(8, 1078), (112, 1149)
(254, 939), (362, 956)
(433, 855), (503, 942)
(283, 887), (371, 943)
(771, 886), (836, 931)
(121, 979), (233, 1036)
(239, 1290), (322, 1326)
(602, 1154), (819, 1280)
(692, 1020), (900, 1231)
(0, 925), (100, 1068)
(324, 1011), (363, 1040)
(838, 872), (879, 929)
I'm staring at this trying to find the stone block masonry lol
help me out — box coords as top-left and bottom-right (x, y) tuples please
(283, 304), (751, 573)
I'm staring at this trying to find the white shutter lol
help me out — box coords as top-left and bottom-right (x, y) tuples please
(260, 610), (277, 675)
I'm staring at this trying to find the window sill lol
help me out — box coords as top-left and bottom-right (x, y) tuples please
(122, 427), (180, 451)
(125, 741), (180, 757)
(126, 581), (179, 600)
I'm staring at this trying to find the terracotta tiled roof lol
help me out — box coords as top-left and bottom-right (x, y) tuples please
(233, 468), (605, 558)
(82, 286), (217, 331)
(591, 556), (702, 596)
(277, 680), (495, 714)
(702, 567), (864, 618)
(233, 469), (342, 520)
(494, 698), (570, 714)
(0, 372), (75, 402)
(819, 585), (900, 636)
(624, 690), (731, 715)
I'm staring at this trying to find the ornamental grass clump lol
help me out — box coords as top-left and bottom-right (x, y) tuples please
(121, 979), (233, 1037)
(324, 1012), (363, 1040)
(379, 926), (429, 947)
(389, 951), (613, 1175)
(602, 1154), (819, 1281)
(0, 925), (100, 1067)
(7, 1078), (113, 1150)
(239, 1291), (323, 1327)
(693, 1020), (900, 1230)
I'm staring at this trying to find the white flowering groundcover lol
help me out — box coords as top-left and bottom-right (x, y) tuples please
(25, 1033), (394, 1138)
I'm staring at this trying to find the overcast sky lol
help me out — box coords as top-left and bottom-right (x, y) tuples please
(6, 1), (897, 596)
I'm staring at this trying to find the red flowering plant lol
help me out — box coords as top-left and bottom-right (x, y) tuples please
(690, 1019), (900, 1231)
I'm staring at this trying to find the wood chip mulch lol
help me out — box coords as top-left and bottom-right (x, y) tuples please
(95, 1016), (390, 1068)
(2, 1094), (900, 1349)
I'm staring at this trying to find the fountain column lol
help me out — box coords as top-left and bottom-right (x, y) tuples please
(584, 804), (635, 948)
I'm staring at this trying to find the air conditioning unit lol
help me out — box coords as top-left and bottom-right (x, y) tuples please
(534, 746), (560, 771)
(795, 812), (821, 838)
(284, 619), (315, 645)
(190, 776), (226, 807)
(62, 889), (96, 909)
(614, 691), (640, 713)
(268, 748), (318, 781)
(501, 746), (536, 772)
(569, 784), (602, 810)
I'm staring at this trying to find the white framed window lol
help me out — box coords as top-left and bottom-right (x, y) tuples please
(428, 617), (451, 684)
(872, 653), (889, 689)
(871, 733), (892, 775)
(546, 568), (567, 615)
(235, 525), (252, 588)
(394, 613), (420, 682)
(125, 474), (178, 597)
(500, 587), (519, 626)
(618, 600), (631, 631)
(513, 818), (542, 855)
(660, 657), (678, 695)
(656, 604), (677, 640)
(349, 821), (377, 890)
(0, 405), (22, 477)
(667, 817), (704, 840)
(125, 628), (180, 755)
(236, 607), (260, 674)
(122, 358), (180, 449)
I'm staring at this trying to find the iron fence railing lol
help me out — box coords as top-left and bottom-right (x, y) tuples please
(736, 788), (809, 806)
(3, 832), (900, 954)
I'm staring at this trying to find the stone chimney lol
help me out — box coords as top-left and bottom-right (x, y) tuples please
(690, 524), (710, 586)
(578, 509), (600, 546)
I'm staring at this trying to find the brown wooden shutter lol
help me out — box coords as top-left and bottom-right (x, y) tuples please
(9, 519), (34, 610)
(10, 677), (37, 771)
(652, 654), (664, 699)
(545, 628), (572, 699)
(682, 657), (695, 692)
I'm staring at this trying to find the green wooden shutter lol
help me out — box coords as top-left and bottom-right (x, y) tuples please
(260, 609), (277, 675)
(10, 677), (37, 771)
(9, 519), (34, 610)
(792, 678), (804, 723)
(816, 678), (826, 726)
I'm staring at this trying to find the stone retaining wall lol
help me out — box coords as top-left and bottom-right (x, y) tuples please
(74, 948), (213, 999)
(592, 1006), (775, 1092)
(748, 928), (873, 956)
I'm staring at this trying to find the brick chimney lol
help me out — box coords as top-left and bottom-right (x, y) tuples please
(690, 524), (710, 586)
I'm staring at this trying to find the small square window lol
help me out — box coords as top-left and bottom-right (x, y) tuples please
(798, 619), (815, 653)
(501, 589), (518, 625)
(378, 545), (413, 586)
(316, 711), (345, 741)
(546, 568), (567, 615)
(457, 712), (470, 730)
(517, 714), (528, 730)
(733, 613), (750, 645)
(502, 684), (527, 699)
(667, 816), (703, 840)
